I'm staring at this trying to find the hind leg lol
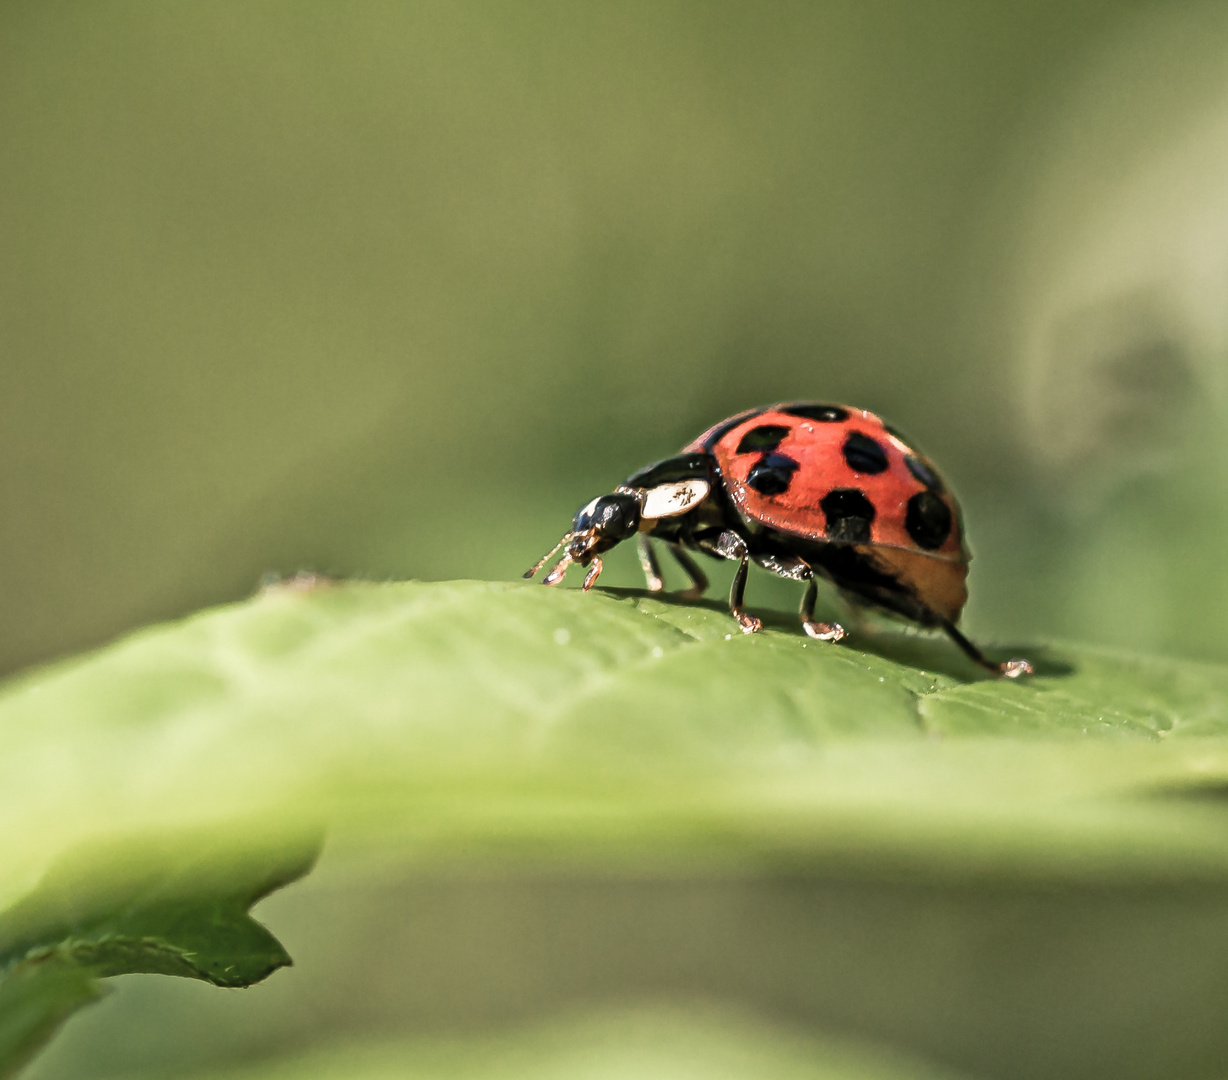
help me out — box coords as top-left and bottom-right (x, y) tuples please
(941, 619), (1032, 678)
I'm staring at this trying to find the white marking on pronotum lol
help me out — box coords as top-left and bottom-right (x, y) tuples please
(641, 479), (710, 520)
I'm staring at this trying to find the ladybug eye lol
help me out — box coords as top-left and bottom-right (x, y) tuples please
(572, 493), (640, 538)
(575, 497), (602, 524)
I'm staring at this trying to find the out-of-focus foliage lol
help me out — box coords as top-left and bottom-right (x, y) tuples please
(10, 580), (1228, 1080)
(9, 3), (1228, 1079)
(962, 2), (1228, 661)
(0, 0), (1202, 678)
(172, 1006), (969, 1080)
(0, 835), (314, 1079)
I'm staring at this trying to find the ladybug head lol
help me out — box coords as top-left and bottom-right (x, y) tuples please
(523, 492), (641, 591)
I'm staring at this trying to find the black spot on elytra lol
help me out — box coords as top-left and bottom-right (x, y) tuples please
(905, 454), (944, 493)
(746, 452), (799, 496)
(842, 431), (889, 474)
(780, 403), (849, 423)
(905, 491), (952, 550)
(702, 409), (764, 451)
(736, 424), (790, 454)
(819, 488), (876, 542)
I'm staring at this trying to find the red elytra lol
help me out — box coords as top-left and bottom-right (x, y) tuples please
(526, 401), (1030, 678)
(691, 405), (967, 561)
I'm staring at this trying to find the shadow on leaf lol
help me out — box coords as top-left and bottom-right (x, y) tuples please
(601, 586), (1073, 684)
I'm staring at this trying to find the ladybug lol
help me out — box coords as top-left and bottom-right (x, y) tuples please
(526, 402), (1032, 678)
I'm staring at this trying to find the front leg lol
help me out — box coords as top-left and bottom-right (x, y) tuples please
(637, 535), (710, 600)
(637, 534), (665, 592)
(667, 543), (709, 600)
(708, 530), (760, 634)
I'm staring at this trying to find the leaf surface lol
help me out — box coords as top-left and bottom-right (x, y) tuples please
(3, 580), (1228, 882)
(7, 579), (1228, 1080)
(0, 834), (316, 1080)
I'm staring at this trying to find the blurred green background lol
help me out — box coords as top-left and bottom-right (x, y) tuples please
(11, 6), (1228, 1079)
(2, 0), (1226, 665)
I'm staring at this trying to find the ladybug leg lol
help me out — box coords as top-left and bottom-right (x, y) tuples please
(581, 556), (603, 591)
(799, 579), (847, 643)
(941, 620), (1033, 679)
(666, 543), (709, 600)
(636, 535), (665, 591)
(636, 536), (708, 599)
(730, 558), (760, 634)
(712, 530), (760, 634)
(754, 552), (846, 643)
(541, 552), (574, 586)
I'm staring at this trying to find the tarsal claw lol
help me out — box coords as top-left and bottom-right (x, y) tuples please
(581, 557), (603, 591)
(542, 553), (574, 586)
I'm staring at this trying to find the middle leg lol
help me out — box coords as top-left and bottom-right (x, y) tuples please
(755, 551), (847, 643)
(709, 530), (760, 633)
(799, 579), (847, 642)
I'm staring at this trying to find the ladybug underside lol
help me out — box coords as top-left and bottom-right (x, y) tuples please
(526, 403), (1030, 678)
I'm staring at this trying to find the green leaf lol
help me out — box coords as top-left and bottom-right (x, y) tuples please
(0, 965), (98, 1080)
(5, 579), (1228, 885)
(0, 832), (317, 1080)
(9, 578), (1228, 1080)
